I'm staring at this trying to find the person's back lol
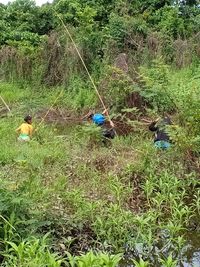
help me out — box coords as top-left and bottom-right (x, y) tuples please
(92, 113), (106, 126)
(18, 122), (32, 135)
(16, 115), (33, 142)
(83, 109), (116, 142)
(91, 112), (116, 139)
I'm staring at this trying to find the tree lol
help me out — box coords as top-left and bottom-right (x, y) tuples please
(4, 0), (38, 32)
(36, 3), (55, 35)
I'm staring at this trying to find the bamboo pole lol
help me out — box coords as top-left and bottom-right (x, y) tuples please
(0, 95), (11, 113)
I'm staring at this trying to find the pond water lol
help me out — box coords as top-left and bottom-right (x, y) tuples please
(120, 231), (200, 266)
(179, 231), (200, 267)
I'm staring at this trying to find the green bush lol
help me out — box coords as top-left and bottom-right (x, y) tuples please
(139, 58), (175, 112)
(2, 236), (64, 267)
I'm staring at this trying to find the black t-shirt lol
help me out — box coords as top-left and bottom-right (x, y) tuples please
(149, 117), (171, 142)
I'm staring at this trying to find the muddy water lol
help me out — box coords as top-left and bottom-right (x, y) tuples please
(179, 231), (200, 267)
(120, 231), (200, 266)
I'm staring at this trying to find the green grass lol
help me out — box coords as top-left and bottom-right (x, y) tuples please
(0, 66), (200, 266)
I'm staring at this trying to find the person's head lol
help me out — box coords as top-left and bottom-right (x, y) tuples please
(83, 110), (94, 121)
(24, 115), (32, 124)
(88, 112), (94, 120)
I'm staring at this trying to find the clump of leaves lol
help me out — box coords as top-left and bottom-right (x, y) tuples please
(139, 58), (175, 112)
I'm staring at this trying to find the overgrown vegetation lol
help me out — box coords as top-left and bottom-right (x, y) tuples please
(0, 0), (199, 85)
(0, 0), (200, 266)
(0, 65), (200, 266)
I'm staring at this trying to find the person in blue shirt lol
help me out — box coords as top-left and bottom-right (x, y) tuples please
(84, 109), (116, 140)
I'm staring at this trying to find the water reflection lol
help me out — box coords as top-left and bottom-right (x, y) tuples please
(179, 231), (200, 267)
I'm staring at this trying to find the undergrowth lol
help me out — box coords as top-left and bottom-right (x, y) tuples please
(0, 65), (200, 266)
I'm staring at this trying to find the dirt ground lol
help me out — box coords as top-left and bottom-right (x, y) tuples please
(36, 107), (150, 136)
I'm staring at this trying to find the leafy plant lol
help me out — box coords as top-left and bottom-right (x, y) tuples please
(3, 235), (64, 267)
(66, 251), (122, 267)
(159, 254), (178, 267)
(132, 258), (149, 267)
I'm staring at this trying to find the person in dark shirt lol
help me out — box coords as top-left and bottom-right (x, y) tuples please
(149, 115), (172, 149)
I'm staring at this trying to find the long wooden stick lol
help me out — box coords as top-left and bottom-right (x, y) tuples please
(55, 11), (114, 127)
(35, 89), (64, 131)
(0, 95), (11, 113)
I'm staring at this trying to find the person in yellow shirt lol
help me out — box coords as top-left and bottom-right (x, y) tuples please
(16, 115), (33, 142)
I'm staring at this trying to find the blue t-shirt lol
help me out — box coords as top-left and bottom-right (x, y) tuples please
(92, 114), (105, 126)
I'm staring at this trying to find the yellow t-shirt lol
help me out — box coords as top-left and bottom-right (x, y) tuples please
(16, 123), (33, 136)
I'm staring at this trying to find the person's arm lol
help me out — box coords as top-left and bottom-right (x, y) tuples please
(102, 109), (115, 128)
(29, 125), (33, 137)
(82, 111), (93, 120)
(109, 120), (115, 128)
(15, 126), (21, 133)
(102, 109), (109, 116)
